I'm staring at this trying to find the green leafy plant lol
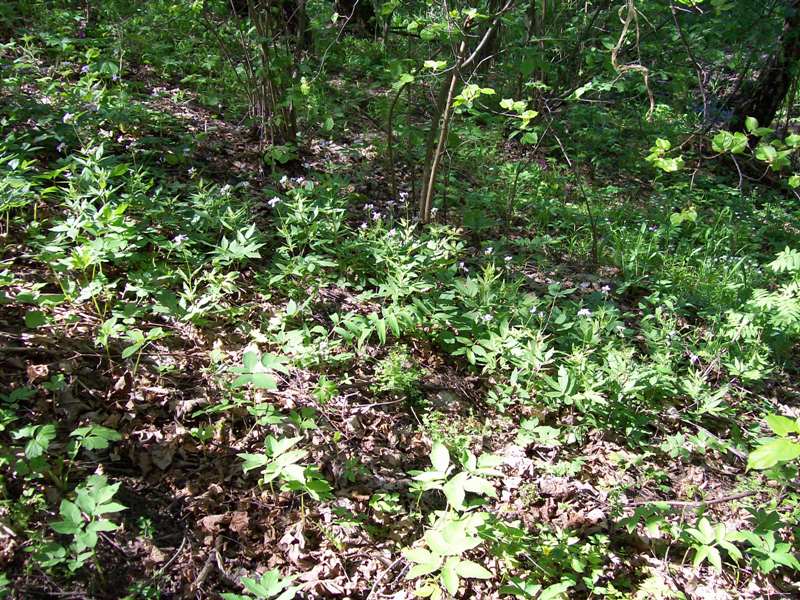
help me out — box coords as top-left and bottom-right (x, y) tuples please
(747, 413), (800, 470)
(232, 348), (291, 390)
(238, 435), (331, 501)
(682, 517), (742, 573)
(221, 568), (300, 600)
(403, 512), (493, 598)
(39, 475), (126, 572)
(409, 442), (502, 510)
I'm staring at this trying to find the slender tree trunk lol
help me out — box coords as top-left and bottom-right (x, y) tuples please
(731, 0), (800, 131)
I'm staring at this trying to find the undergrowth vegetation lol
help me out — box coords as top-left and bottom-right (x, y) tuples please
(2, 1), (800, 599)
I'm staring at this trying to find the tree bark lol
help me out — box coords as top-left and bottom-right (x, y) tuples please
(731, 0), (800, 131)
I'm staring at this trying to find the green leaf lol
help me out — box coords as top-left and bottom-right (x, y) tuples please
(121, 343), (142, 359)
(24, 310), (47, 328)
(430, 442), (450, 473)
(748, 438), (800, 470)
(440, 557), (460, 596)
(407, 561), (442, 579)
(25, 424), (56, 459)
(59, 500), (82, 526)
(785, 134), (800, 147)
(239, 453), (270, 472)
(403, 547), (435, 564)
(707, 546), (722, 572)
(755, 144), (777, 163)
(95, 502), (126, 514)
(442, 472), (467, 510)
(712, 131), (732, 153)
(87, 519), (119, 533)
(454, 559), (491, 579)
(765, 414), (800, 436)
(692, 544), (709, 569)
(250, 372), (278, 390)
(745, 116), (758, 132)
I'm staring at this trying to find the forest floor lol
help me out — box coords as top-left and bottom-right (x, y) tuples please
(2, 28), (800, 600)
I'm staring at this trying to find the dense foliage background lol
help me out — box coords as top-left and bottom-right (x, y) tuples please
(2, 1), (800, 598)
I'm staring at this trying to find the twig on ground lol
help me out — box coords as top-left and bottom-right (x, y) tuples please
(628, 490), (758, 508)
(366, 557), (404, 600)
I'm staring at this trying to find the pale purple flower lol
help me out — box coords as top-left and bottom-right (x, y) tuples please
(601, 285), (611, 293)
(172, 234), (188, 245)
(80, 64), (90, 74)
(62, 112), (75, 124)
(56, 142), (67, 153)
(268, 196), (281, 208)
(580, 282), (590, 289)
(482, 314), (493, 322)
(387, 228), (397, 237)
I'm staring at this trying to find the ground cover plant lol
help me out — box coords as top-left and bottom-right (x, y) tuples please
(1, 0), (800, 598)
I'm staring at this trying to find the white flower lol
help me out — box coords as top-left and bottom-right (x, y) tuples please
(580, 282), (590, 289)
(484, 247), (493, 255)
(279, 175), (289, 185)
(577, 308), (592, 317)
(689, 353), (699, 364)
(431, 207), (438, 215)
(172, 234), (188, 245)
(268, 196), (281, 208)
(62, 112), (75, 124)
(359, 222), (368, 230)
(529, 307), (538, 315)
(220, 184), (231, 195)
(504, 255), (513, 262)
(372, 211), (381, 221)
(387, 228), (397, 237)
(482, 314), (493, 322)
(364, 203), (374, 210)
(187, 167), (197, 177)
(56, 142), (67, 153)
(601, 285), (611, 293)
(458, 261), (469, 273)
